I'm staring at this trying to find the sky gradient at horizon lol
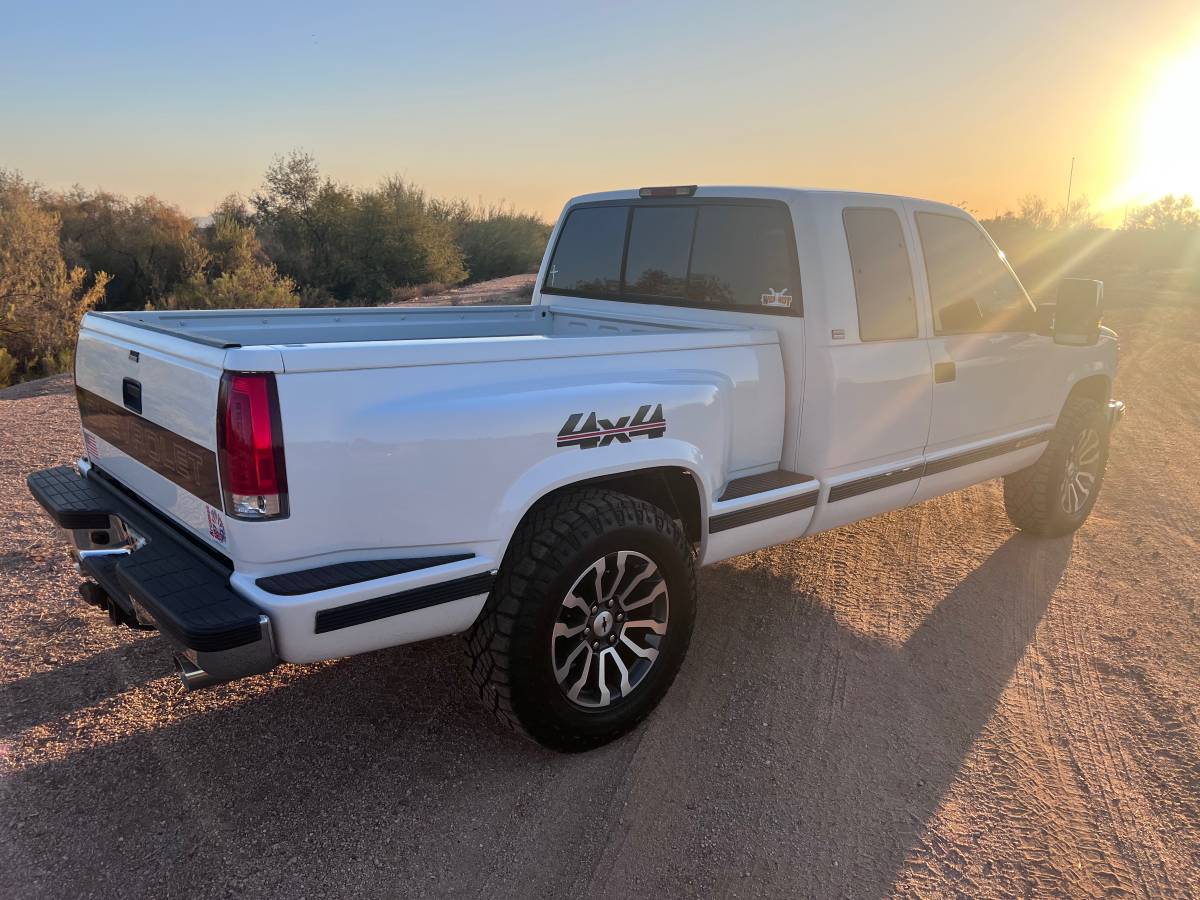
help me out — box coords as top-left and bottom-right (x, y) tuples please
(2, 1), (1198, 222)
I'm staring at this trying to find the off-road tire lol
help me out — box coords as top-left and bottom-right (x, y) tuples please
(1004, 397), (1111, 536)
(465, 488), (696, 752)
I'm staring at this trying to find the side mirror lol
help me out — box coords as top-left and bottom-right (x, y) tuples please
(1054, 278), (1103, 346)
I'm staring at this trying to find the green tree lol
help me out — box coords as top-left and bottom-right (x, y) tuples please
(166, 203), (297, 310)
(1125, 195), (1200, 231)
(1017, 194), (1055, 229)
(1057, 194), (1100, 230)
(442, 202), (550, 283)
(252, 152), (467, 303)
(51, 189), (205, 309)
(0, 171), (110, 385)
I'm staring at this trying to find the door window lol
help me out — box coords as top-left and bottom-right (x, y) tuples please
(915, 212), (1035, 334)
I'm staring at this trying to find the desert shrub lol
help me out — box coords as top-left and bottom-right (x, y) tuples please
(298, 284), (335, 308)
(0, 172), (110, 383)
(165, 210), (297, 310)
(0, 347), (16, 389)
(166, 264), (297, 310)
(51, 189), (204, 310)
(453, 208), (550, 282)
(252, 153), (467, 304)
(1125, 195), (1199, 231)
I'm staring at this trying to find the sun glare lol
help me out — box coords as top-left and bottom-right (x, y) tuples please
(1124, 42), (1200, 201)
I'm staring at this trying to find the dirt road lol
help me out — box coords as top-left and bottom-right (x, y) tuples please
(2, 286), (1197, 898)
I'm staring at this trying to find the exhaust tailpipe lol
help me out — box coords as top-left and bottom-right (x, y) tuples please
(174, 654), (216, 691)
(79, 581), (109, 609)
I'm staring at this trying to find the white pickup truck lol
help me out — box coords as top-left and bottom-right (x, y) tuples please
(29, 185), (1123, 750)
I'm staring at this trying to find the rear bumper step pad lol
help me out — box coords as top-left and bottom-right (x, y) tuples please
(27, 465), (275, 672)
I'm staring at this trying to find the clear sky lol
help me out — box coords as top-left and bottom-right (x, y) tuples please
(2, 0), (1198, 222)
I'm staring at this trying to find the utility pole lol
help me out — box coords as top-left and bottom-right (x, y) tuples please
(1064, 156), (1075, 219)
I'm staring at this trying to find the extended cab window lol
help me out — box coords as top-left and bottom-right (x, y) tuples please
(687, 205), (798, 310)
(916, 212), (1035, 334)
(544, 200), (801, 314)
(843, 207), (918, 341)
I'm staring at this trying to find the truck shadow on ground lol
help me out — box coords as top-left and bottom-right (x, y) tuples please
(3, 532), (1072, 899)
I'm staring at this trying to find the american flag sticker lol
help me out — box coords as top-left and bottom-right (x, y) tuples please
(207, 506), (227, 544)
(84, 430), (99, 459)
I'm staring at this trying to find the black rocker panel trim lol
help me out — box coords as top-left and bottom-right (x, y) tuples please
(827, 463), (924, 503)
(828, 431), (1051, 502)
(718, 470), (815, 502)
(314, 572), (495, 634)
(257, 554), (474, 596)
(709, 491), (818, 533)
(921, 432), (1050, 476)
(76, 387), (222, 508)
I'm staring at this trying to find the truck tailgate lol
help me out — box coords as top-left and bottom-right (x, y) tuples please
(73, 315), (231, 551)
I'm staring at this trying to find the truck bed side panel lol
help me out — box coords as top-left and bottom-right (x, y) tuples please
(229, 342), (784, 571)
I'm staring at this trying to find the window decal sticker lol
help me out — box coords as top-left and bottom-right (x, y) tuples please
(760, 288), (793, 308)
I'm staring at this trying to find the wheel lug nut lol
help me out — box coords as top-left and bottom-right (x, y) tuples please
(591, 606), (598, 613)
(608, 635), (616, 643)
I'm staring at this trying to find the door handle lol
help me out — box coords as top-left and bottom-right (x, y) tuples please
(122, 378), (142, 414)
(934, 362), (956, 384)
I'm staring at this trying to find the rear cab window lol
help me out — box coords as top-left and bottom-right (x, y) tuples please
(543, 199), (802, 315)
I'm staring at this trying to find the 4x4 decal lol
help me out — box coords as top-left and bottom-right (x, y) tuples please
(557, 404), (666, 449)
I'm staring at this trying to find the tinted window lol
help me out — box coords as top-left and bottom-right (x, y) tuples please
(545, 206), (627, 295)
(843, 207), (918, 341)
(916, 212), (1034, 334)
(543, 201), (801, 314)
(624, 206), (695, 299)
(688, 205), (798, 310)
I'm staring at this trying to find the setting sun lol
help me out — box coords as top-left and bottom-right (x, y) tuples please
(1124, 41), (1200, 200)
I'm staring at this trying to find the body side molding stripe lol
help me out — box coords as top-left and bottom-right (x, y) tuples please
(709, 490), (819, 533)
(258, 554), (474, 596)
(828, 431), (1052, 503)
(314, 572), (494, 634)
(708, 430), (1054, 531)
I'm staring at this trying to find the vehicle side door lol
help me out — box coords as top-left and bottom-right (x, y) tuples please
(905, 203), (1060, 500)
(802, 199), (934, 534)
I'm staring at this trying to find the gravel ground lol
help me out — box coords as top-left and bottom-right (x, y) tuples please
(1, 285), (1198, 898)
(386, 273), (536, 306)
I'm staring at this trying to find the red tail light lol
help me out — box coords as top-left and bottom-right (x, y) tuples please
(217, 372), (289, 520)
